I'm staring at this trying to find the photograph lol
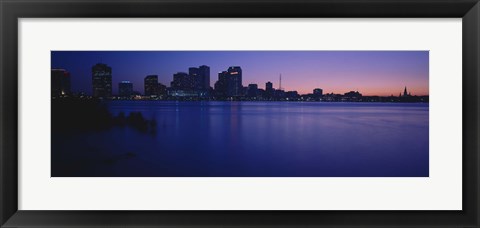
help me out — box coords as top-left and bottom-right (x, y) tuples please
(3, 0), (477, 226)
(51, 51), (429, 177)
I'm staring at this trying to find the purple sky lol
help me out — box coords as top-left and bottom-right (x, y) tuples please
(51, 51), (429, 96)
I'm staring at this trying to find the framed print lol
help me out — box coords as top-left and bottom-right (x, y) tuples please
(1, 0), (479, 227)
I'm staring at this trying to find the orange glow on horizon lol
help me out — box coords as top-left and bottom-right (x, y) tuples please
(275, 86), (429, 97)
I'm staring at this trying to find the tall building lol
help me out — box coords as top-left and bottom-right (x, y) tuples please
(51, 68), (71, 97)
(214, 71), (228, 97)
(144, 75), (159, 96)
(313, 88), (323, 97)
(118, 81), (133, 97)
(189, 67), (199, 88)
(247, 84), (259, 97)
(169, 72), (196, 97)
(266, 81), (273, 91)
(92, 63), (112, 98)
(198, 65), (210, 90)
(265, 81), (274, 98)
(171, 72), (194, 90)
(158, 83), (167, 96)
(227, 66), (242, 96)
(189, 65), (210, 91)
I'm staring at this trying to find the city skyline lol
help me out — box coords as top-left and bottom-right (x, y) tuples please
(51, 51), (429, 96)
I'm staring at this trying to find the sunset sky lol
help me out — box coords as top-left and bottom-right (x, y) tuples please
(51, 51), (429, 96)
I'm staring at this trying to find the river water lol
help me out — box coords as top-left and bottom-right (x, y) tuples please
(52, 101), (429, 177)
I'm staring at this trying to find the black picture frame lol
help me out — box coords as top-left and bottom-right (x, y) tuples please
(1, 0), (479, 227)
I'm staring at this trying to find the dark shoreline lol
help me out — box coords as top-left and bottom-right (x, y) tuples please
(52, 98), (157, 134)
(56, 97), (429, 103)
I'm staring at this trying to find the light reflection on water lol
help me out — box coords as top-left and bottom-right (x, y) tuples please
(52, 101), (429, 177)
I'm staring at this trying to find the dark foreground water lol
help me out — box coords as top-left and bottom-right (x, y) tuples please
(52, 101), (429, 177)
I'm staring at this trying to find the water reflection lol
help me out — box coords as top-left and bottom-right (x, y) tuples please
(52, 101), (429, 177)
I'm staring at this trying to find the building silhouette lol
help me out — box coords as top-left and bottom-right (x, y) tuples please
(343, 91), (362, 101)
(402, 86), (412, 97)
(190, 65), (210, 93)
(285, 91), (299, 100)
(275, 90), (285, 98)
(313, 88), (323, 97)
(51, 68), (71, 97)
(76, 62), (428, 103)
(158, 83), (167, 97)
(213, 66), (243, 98)
(247, 84), (259, 97)
(118, 81), (133, 97)
(227, 66), (243, 96)
(344, 91), (362, 97)
(92, 63), (112, 98)
(144, 75), (159, 96)
(169, 72), (197, 97)
(171, 72), (194, 90)
(265, 81), (274, 98)
(266, 81), (273, 91)
(214, 71), (228, 97)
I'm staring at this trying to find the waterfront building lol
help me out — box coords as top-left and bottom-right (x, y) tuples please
(190, 65), (210, 92)
(265, 81), (274, 98)
(171, 72), (194, 90)
(227, 66), (243, 96)
(247, 84), (259, 97)
(144, 75), (159, 96)
(167, 89), (198, 97)
(402, 86), (412, 97)
(213, 67), (243, 98)
(344, 91), (362, 97)
(313, 88), (323, 97)
(275, 89), (285, 99)
(285, 91), (300, 100)
(92, 63), (112, 98)
(343, 91), (363, 102)
(169, 72), (196, 97)
(118, 81), (133, 97)
(51, 68), (71, 97)
(266, 81), (273, 90)
(214, 71), (229, 97)
(158, 83), (167, 96)
(257, 88), (266, 98)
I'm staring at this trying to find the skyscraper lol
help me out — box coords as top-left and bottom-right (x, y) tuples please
(144, 75), (159, 96)
(266, 81), (273, 91)
(92, 63), (112, 98)
(51, 68), (71, 97)
(227, 66), (242, 96)
(189, 67), (199, 87)
(214, 71), (228, 97)
(189, 65), (210, 92)
(265, 81), (274, 98)
(158, 83), (167, 96)
(198, 65), (211, 90)
(171, 72), (194, 90)
(169, 72), (197, 97)
(247, 84), (259, 97)
(118, 81), (133, 97)
(313, 88), (323, 97)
